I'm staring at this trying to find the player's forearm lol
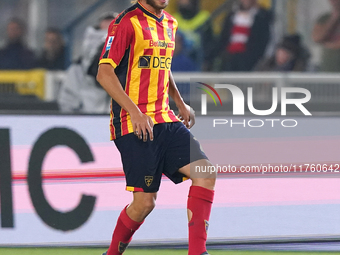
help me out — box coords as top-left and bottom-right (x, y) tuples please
(97, 64), (141, 116)
(169, 72), (186, 108)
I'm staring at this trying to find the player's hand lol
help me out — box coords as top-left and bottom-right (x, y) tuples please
(130, 112), (154, 142)
(177, 103), (195, 129)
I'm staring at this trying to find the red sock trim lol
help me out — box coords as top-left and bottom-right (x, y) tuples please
(120, 205), (144, 231)
(188, 186), (214, 203)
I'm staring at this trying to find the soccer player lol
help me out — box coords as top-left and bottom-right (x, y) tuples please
(96, 0), (216, 254)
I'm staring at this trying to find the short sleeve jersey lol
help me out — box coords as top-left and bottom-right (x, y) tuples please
(99, 2), (180, 140)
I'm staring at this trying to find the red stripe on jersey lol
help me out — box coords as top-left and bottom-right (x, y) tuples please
(110, 121), (116, 139)
(154, 70), (166, 123)
(159, 49), (166, 56)
(165, 89), (169, 107)
(163, 84), (170, 112)
(120, 109), (129, 136)
(110, 103), (117, 140)
(139, 69), (151, 113)
(137, 15), (153, 40)
(144, 49), (153, 55)
(164, 87), (179, 122)
(156, 21), (165, 40)
(164, 89), (171, 112)
(168, 110), (179, 122)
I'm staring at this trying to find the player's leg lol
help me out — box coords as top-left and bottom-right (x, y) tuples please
(126, 191), (157, 222)
(107, 192), (157, 255)
(179, 160), (216, 255)
(106, 126), (166, 255)
(162, 122), (216, 255)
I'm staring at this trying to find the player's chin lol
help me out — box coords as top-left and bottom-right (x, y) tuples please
(157, 0), (169, 8)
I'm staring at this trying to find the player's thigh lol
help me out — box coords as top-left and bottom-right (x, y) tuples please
(114, 132), (164, 192)
(163, 122), (207, 183)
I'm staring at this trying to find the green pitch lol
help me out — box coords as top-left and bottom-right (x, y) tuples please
(1, 249), (340, 255)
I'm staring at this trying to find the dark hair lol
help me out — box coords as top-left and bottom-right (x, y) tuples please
(278, 34), (302, 56)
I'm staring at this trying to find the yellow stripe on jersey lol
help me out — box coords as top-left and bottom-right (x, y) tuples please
(146, 16), (159, 116)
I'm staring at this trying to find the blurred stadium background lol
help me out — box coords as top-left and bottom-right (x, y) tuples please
(1, 0), (340, 254)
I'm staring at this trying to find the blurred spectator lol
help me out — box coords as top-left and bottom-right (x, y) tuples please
(37, 28), (66, 70)
(255, 34), (310, 72)
(215, 0), (272, 71)
(0, 18), (36, 70)
(81, 12), (118, 78)
(173, 0), (214, 71)
(313, 0), (340, 72)
(58, 12), (117, 114)
(172, 31), (197, 72)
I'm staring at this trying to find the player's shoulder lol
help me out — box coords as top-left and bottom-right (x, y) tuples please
(163, 11), (178, 25)
(106, 3), (140, 35)
(113, 3), (140, 25)
(163, 10), (177, 21)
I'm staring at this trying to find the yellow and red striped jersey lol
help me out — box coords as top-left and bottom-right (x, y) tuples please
(99, 1), (180, 140)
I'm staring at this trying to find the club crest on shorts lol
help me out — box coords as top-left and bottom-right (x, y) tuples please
(204, 220), (209, 234)
(166, 28), (173, 40)
(145, 176), (153, 187)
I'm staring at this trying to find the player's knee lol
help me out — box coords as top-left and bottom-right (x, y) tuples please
(143, 199), (156, 213)
(139, 195), (156, 214)
(204, 177), (216, 188)
(143, 198), (156, 213)
(203, 177), (216, 190)
(192, 176), (216, 190)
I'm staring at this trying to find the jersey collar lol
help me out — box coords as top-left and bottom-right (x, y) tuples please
(137, 1), (165, 23)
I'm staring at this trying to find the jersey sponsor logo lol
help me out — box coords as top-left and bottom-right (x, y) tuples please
(152, 56), (171, 69)
(106, 36), (114, 51)
(149, 40), (174, 49)
(138, 56), (152, 68)
(138, 55), (171, 70)
(145, 176), (153, 187)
